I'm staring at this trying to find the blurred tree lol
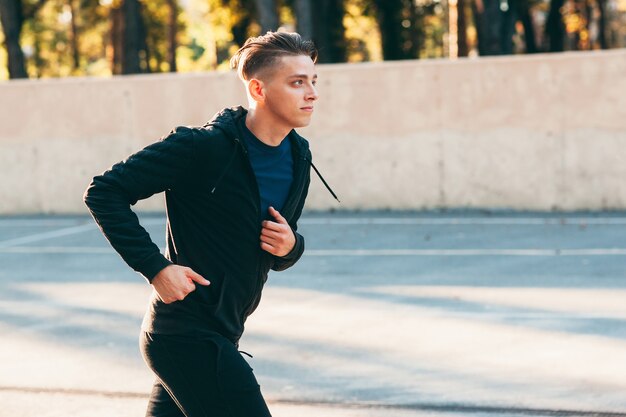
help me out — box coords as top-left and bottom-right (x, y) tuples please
(110, 0), (183, 74)
(341, 0), (382, 61)
(417, 1), (443, 58)
(597, 0), (607, 48)
(372, 0), (405, 59)
(4, 0), (623, 81)
(143, 0), (186, 72)
(294, 0), (312, 40)
(545, 0), (565, 51)
(472, 0), (516, 55)
(0, 0), (48, 78)
(73, 0), (111, 76)
(123, 0), (148, 73)
(68, 0), (79, 69)
(254, 0), (278, 32)
(111, 0), (149, 73)
(167, 0), (177, 71)
(407, 0), (424, 57)
(516, 0), (538, 53)
(231, 0), (254, 47)
(364, 0), (432, 60)
(311, 0), (347, 62)
(458, 0), (469, 56)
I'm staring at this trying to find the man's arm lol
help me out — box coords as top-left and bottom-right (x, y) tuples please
(84, 126), (197, 282)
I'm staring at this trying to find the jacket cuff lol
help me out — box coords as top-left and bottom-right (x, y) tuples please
(137, 252), (173, 283)
(283, 231), (304, 260)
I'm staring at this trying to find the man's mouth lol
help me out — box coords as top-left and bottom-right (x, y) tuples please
(301, 107), (314, 112)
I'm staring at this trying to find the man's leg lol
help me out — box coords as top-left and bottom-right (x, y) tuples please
(145, 379), (186, 417)
(140, 331), (271, 417)
(214, 337), (273, 417)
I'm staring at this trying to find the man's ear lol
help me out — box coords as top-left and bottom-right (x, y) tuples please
(247, 78), (265, 103)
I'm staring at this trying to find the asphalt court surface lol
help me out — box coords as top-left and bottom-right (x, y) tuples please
(1, 210), (626, 417)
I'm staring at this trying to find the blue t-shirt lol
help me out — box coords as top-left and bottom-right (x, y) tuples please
(240, 119), (294, 220)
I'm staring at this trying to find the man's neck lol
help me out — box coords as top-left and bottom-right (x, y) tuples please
(245, 108), (291, 147)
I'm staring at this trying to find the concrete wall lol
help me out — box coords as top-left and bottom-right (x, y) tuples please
(1, 50), (625, 214)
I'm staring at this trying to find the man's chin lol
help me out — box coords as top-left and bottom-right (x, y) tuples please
(293, 116), (313, 128)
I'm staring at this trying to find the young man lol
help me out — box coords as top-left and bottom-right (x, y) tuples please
(84, 31), (337, 417)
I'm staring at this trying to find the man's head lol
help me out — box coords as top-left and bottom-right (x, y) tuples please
(231, 32), (319, 130)
(230, 31), (317, 82)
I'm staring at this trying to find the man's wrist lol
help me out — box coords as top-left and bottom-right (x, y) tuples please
(142, 255), (173, 283)
(277, 232), (301, 259)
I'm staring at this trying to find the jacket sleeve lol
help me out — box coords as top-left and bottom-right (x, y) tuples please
(83, 126), (197, 282)
(271, 170), (311, 272)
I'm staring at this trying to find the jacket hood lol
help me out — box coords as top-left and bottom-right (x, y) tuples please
(203, 106), (247, 135)
(203, 106), (339, 203)
(203, 106), (312, 159)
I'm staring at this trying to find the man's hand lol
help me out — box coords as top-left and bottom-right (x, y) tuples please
(260, 206), (295, 257)
(151, 264), (210, 304)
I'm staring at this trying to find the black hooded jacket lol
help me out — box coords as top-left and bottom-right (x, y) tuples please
(84, 106), (313, 344)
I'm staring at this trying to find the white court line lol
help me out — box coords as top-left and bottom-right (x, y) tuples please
(3, 247), (626, 256)
(0, 224), (96, 248)
(298, 218), (626, 225)
(0, 220), (85, 227)
(0, 246), (111, 253)
(305, 248), (626, 256)
(4, 217), (626, 227)
(0, 218), (163, 227)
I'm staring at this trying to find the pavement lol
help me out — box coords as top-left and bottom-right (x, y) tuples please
(1, 210), (626, 417)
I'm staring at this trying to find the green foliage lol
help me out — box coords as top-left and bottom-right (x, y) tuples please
(2, 0), (624, 80)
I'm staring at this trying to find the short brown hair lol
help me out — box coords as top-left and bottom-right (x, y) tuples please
(230, 31), (318, 81)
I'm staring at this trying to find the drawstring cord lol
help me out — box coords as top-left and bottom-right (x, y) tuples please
(309, 159), (340, 203)
(239, 350), (253, 358)
(211, 135), (340, 205)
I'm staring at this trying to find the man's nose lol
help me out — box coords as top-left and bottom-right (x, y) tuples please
(306, 84), (318, 101)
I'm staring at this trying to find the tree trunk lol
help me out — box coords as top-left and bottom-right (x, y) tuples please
(597, 0), (607, 49)
(475, 0), (502, 55)
(408, 0), (422, 58)
(295, 0), (313, 40)
(472, 0), (484, 55)
(312, 0), (346, 63)
(231, 0), (253, 47)
(254, 0), (278, 33)
(232, 14), (252, 47)
(458, 0), (469, 57)
(111, 6), (123, 74)
(473, 0), (515, 55)
(122, 0), (144, 74)
(167, 0), (177, 72)
(373, 0), (405, 60)
(32, 18), (44, 77)
(545, 0), (565, 52)
(0, 0), (28, 78)
(69, 0), (80, 70)
(517, 0), (537, 53)
(139, 1), (151, 72)
(584, 0), (592, 49)
(500, 0), (515, 54)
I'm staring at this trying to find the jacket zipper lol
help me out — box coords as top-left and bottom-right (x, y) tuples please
(235, 137), (266, 323)
(237, 136), (308, 321)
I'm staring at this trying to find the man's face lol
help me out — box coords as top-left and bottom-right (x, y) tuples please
(259, 55), (318, 129)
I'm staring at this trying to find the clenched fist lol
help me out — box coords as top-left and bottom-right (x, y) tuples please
(260, 206), (295, 257)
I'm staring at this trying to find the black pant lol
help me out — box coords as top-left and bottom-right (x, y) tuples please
(140, 331), (272, 417)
